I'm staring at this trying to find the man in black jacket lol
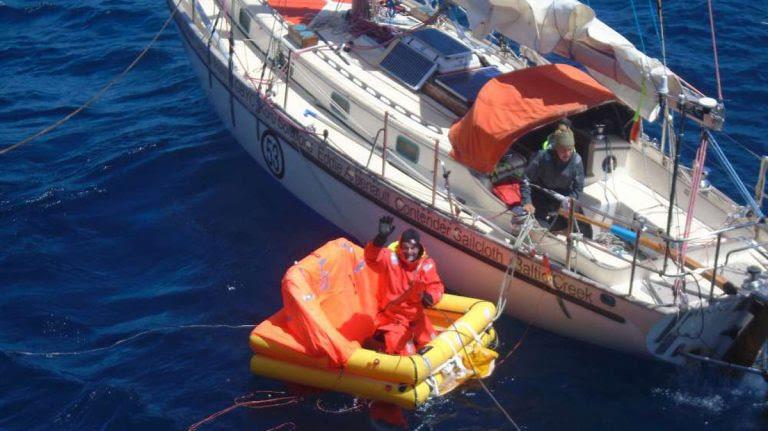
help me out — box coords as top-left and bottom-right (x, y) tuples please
(525, 127), (592, 238)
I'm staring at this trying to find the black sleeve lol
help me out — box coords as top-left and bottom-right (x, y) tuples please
(525, 150), (544, 186)
(570, 156), (585, 198)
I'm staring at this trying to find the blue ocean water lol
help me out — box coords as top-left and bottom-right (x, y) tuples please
(1, 1), (767, 430)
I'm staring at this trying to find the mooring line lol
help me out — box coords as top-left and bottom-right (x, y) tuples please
(4, 324), (255, 357)
(0, 0), (183, 155)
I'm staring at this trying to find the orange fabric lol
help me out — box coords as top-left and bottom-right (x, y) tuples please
(630, 115), (641, 142)
(449, 64), (616, 173)
(268, 0), (351, 25)
(251, 238), (380, 367)
(370, 401), (407, 428)
(492, 182), (522, 206)
(364, 242), (445, 354)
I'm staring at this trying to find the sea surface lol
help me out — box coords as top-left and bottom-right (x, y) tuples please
(1, 1), (768, 430)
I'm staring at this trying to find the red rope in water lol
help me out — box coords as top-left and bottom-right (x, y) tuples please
(187, 391), (300, 431)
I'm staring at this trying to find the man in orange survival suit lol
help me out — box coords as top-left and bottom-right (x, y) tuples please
(365, 215), (445, 429)
(365, 215), (445, 356)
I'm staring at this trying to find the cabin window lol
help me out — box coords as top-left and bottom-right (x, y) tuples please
(238, 8), (251, 33)
(330, 92), (350, 118)
(396, 135), (420, 163)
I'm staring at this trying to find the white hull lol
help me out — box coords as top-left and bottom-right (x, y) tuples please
(169, 1), (762, 365)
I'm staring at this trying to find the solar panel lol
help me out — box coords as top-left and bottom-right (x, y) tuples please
(434, 66), (502, 103)
(410, 28), (470, 58)
(379, 42), (437, 90)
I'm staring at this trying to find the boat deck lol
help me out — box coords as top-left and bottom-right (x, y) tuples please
(191, 0), (498, 233)
(186, 0), (768, 309)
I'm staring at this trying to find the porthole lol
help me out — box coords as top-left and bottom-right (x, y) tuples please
(330, 91), (350, 119)
(396, 135), (420, 163)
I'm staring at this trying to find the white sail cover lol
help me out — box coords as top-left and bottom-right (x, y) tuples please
(454, 0), (683, 121)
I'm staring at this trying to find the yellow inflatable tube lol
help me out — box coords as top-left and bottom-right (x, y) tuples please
(250, 295), (496, 385)
(249, 354), (440, 408)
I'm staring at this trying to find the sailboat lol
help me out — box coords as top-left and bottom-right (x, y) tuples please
(167, 0), (768, 371)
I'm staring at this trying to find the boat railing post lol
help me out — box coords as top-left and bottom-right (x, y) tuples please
(192, 0), (196, 21)
(756, 156), (768, 209)
(670, 239), (685, 302)
(628, 217), (646, 297)
(440, 161), (456, 216)
(709, 232), (724, 300)
(662, 234), (672, 276)
(565, 197), (575, 270)
(431, 139), (439, 207)
(283, 50), (292, 109)
(381, 111), (388, 177)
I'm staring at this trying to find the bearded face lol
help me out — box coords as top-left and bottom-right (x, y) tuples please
(399, 240), (421, 262)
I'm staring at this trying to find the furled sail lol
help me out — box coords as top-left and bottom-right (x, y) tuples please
(452, 0), (683, 122)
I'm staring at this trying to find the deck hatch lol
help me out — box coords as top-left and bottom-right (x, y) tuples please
(410, 28), (471, 57)
(434, 66), (501, 104)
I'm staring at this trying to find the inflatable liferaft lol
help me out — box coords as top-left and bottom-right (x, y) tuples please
(249, 238), (498, 409)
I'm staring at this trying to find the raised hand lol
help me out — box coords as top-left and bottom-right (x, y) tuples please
(378, 215), (395, 237)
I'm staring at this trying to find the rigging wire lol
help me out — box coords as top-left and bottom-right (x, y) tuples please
(705, 0), (724, 101)
(655, 0), (668, 72)
(0, 0), (184, 156)
(718, 130), (762, 161)
(628, 0), (647, 53)
(646, 0), (661, 42)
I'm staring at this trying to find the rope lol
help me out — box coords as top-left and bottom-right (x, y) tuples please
(646, 0), (661, 42)
(706, 0), (724, 101)
(628, 0), (647, 53)
(0, 0), (183, 155)
(718, 130), (761, 160)
(4, 324), (255, 357)
(655, 0), (669, 89)
(434, 308), (521, 431)
(707, 130), (764, 217)
(475, 379), (521, 431)
(672, 131), (709, 304)
(187, 391), (299, 431)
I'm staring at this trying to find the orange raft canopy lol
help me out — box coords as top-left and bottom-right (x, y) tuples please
(250, 238), (498, 408)
(252, 238), (380, 367)
(448, 63), (617, 173)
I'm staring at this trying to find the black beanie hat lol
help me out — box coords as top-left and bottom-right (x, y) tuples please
(400, 228), (420, 244)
